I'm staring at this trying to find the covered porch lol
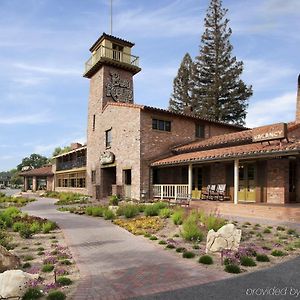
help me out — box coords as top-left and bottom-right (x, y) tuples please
(152, 155), (300, 205)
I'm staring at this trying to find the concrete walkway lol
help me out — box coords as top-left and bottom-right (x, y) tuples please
(23, 198), (230, 300)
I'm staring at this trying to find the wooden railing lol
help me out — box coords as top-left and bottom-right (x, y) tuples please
(153, 184), (189, 200)
(84, 45), (139, 74)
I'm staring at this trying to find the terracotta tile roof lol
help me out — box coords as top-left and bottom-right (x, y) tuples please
(151, 140), (300, 167)
(104, 102), (247, 130)
(173, 130), (253, 153)
(20, 165), (53, 177)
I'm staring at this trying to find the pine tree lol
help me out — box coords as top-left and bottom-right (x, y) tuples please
(193, 0), (252, 125)
(169, 53), (195, 113)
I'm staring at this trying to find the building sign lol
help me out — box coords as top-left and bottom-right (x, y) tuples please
(252, 123), (287, 142)
(106, 72), (133, 103)
(100, 151), (115, 165)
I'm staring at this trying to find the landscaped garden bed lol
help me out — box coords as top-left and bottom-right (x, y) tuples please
(0, 207), (79, 299)
(0, 192), (35, 208)
(56, 196), (300, 276)
(42, 191), (90, 206)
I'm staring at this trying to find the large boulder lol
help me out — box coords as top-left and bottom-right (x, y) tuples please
(0, 245), (21, 272)
(0, 270), (39, 298)
(206, 223), (242, 253)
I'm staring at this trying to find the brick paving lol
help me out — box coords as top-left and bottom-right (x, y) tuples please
(23, 198), (230, 300)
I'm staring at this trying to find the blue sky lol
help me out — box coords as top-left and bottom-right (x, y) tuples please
(0, 0), (299, 171)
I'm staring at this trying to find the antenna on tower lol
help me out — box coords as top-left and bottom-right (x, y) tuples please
(110, 0), (113, 35)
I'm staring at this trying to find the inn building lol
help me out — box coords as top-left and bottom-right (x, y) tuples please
(21, 33), (300, 205)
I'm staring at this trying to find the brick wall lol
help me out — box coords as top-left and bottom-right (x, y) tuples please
(210, 163), (226, 185)
(266, 159), (289, 204)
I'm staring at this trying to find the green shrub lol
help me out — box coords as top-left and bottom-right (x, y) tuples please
(57, 276), (72, 286)
(19, 224), (32, 239)
(158, 240), (167, 245)
(201, 213), (226, 231)
(22, 287), (43, 300)
(256, 254), (270, 262)
(103, 209), (115, 220)
(263, 228), (271, 234)
(176, 247), (186, 253)
(37, 251), (45, 256)
(123, 204), (140, 218)
(23, 255), (34, 261)
(37, 247), (45, 251)
(91, 207), (104, 217)
(0, 230), (11, 249)
(44, 221), (56, 233)
(60, 259), (72, 265)
(171, 208), (184, 225)
(271, 250), (286, 257)
(287, 229), (297, 235)
(22, 262), (31, 269)
(193, 244), (200, 250)
(144, 205), (160, 217)
(199, 255), (213, 265)
(293, 240), (300, 248)
(46, 291), (66, 300)
(165, 244), (175, 249)
(182, 251), (195, 259)
(276, 226), (285, 231)
(85, 206), (94, 216)
(109, 195), (119, 206)
(138, 204), (146, 212)
(224, 264), (241, 274)
(42, 264), (54, 272)
(144, 233), (151, 238)
(159, 208), (172, 219)
(13, 221), (25, 232)
(240, 256), (256, 267)
(149, 235), (158, 240)
(30, 222), (41, 234)
(181, 214), (203, 242)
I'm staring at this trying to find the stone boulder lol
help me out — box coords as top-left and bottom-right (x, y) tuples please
(206, 223), (242, 253)
(0, 245), (21, 272)
(0, 270), (39, 298)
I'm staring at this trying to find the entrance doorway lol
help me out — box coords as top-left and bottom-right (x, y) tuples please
(238, 164), (256, 202)
(123, 169), (132, 199)
(192, 167), (202, 199)
(101, 166), (116, 197)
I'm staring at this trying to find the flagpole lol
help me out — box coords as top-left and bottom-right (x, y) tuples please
(110, 0), (113, 35)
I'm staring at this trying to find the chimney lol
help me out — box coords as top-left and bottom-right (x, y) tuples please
(70, 143), (82, 150)
(296, 74), (300, 123)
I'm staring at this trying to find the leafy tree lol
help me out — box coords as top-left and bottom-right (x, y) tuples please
(169, 53), (195, 113)
(17, 154), (49, 171)
(193, 0), (252, 125)
(52, 146), (71, 157)
(10, 169), (23, 185)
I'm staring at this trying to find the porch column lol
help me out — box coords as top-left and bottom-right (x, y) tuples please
(32, 176), (37, 192)
(188, 164), (193, 196)
(24, 177), (29, 191)
(234, 159), (239, 205)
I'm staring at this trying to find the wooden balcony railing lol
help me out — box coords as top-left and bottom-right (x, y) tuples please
(56, 157), (86, 171)
(84, 45), (139, 74)
(153, 184), (189, 200)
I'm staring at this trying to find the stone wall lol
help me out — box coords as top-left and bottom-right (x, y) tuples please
(266, 159), (289, 204)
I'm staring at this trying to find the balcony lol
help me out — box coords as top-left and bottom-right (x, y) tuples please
(83, 45), (140, 78)
(56, 157), (86, 172)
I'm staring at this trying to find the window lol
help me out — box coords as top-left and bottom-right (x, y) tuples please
(91, 170), (96, 184)
(106, 129), (112, 148)
(196, 124), (205, 138)
(152, 119), (171, 132)
(112, 44), (123, 61)
(92, 115), (96, 131)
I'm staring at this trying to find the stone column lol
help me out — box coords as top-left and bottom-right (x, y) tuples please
(24, 177), (29, 191)
(234, 159), (239, 204)
(32, 176), (37, 192)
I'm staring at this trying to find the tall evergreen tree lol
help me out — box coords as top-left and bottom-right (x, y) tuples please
(169, 53), (195, 113)
(193, 0), (252, 125)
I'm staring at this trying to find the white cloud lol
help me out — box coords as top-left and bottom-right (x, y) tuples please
(0, 112), (52, 125)
(246, 92), (296, 127)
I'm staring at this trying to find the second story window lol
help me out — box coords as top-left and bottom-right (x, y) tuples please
(92, 115), (96, 131)
(112, 44), (123, 61)
(106, 129), (112, 148)
(196, 124), (205, 138)
(152, 119), (171, 132)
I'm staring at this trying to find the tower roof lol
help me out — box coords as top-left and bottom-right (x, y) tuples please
(89, 32), (135, 52)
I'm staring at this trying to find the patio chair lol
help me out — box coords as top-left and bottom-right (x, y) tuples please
(201, 185), (214, 200)
(215, 184), (226, 201)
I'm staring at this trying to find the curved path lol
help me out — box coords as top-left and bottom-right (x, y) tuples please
(23, 198), (230, 300)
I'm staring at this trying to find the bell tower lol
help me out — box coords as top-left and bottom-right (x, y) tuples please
(84, 33), (141, 198)
(84, 32), (141, 109)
